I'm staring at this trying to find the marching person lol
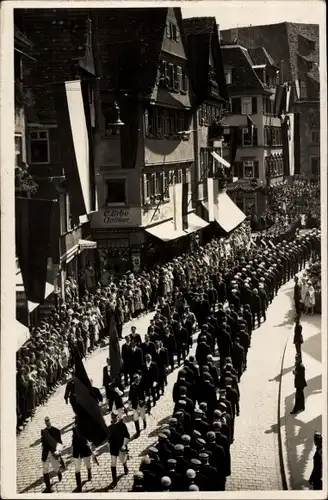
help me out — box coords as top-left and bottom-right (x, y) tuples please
(107, 412), (130, 487)
(154, 340), (169, 397)
(293, 316), (304, 358)
(128, 373), (147, 436)
(41, 416), (64, 493)
(64, 373), (77, 414)
(102, 357), (112, 403)
(106, 378), (125, 417)
(309, 432), (322, 490)
(142, 353), (159, 406)
(72, 416), (93, 492)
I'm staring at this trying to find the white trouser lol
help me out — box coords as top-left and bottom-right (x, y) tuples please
(133, 404), (146, 421)
(108, 400), (124, 418)
(111, 451), (127, 467)
(42, 452), (60, 474)
(74, 456), (91, 473)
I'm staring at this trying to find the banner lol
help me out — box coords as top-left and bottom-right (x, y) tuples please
(16, 198), (55, 304)
(169, 184), (177, 230)
(174, 183), (183, 232)
(207, 177), (215, 221)
(74, 349), (109, 447)
(182, 182), (189, 230)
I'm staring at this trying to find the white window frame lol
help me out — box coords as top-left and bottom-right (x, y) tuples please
(143, 173), (150, 203)
(177, 169), (183, 184)
(15, 133), (23, 167)
(163, 172), (170, 200)
(243, 160), (254, 178)
(224, 70), (232, 84)
(28, 129), (50, 164)
(106, 178), (127, 206)
(241, 97), (252, 115)
(311, 129), (320, 144)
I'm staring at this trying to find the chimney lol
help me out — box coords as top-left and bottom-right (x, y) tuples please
(279, 60), (284, 84)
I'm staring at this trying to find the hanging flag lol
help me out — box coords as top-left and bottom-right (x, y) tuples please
(182, 182), (189, 230)
(174, 183), (183, 232)
(108, 310), (123, 380)
(74, 349), (109, 447)
(16, 197), (55, 304)
(247, 115), (254, 142)
(169, 184), (177, 230)
(207, 177), (215, 221)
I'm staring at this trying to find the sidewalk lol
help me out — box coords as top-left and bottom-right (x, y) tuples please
(279, 310), (322, 490)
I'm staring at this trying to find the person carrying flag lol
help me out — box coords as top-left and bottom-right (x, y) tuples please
(107, 412), (130, 487)
(41, 416), (64, 493)
(72, 416), (95, 492)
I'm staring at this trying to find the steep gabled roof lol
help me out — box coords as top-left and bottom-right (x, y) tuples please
(220, 22), (319, 91)
(96, 8), (168, 97)
(221, 45), (265, 92)
(183, 16), (228, 104)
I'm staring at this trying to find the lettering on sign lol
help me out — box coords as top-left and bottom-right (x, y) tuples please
(103, 208), (131, 225)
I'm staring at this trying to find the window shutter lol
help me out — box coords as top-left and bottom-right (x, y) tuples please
(176, 25), (180, 42)
(254, 160), (259, 178)
(144, 109), (149, 135)
(177, 65), (182, 91)
(253, 127), (258, 146)
(184, 73), (189, 93)
(168, 63), (174, 88)
(231, 97), (241, 113)
(166, 21), (171, 38)
(252, 97), (257, 114)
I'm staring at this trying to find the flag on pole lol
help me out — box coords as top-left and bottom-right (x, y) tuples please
(73, 349), (109, 447)
(108, 310), (123, 380)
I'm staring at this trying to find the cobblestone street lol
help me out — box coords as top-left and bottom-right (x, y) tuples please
(17, 278), (304, 493)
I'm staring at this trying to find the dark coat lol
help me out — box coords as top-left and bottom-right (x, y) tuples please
(130, 346), (144, 374)
(129, 382), (146, 409)
(141, 341), (156, 359)
(199, 463), (220, 490)
(41, 426), (62, 461)
(91, 386), (103, 403)
(293, 324), (303, 344)
(143, 360), (159, 387)
(72, 425), (92, 459)
(154, 348), (169, 376)
(195, 342), (211, 366)
(102, 365), (112, 390)
(294, 363), (307, 389)
(108, 420), (130, 455)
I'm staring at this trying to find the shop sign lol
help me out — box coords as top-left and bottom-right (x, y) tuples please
(91, 207), (142, 228)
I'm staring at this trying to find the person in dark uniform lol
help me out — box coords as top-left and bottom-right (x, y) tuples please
(251, 288), (261, 328)
(309, 432), (322, 490)
(163, 326), (176, 372)
(130, 339), (144, 378)
(142, 353), (159, 405)
(107, 412), (130, 486)
(230, 338), (245, 382)
(213, 420), (231, 478)
(141, 334), (156, 359)
(165, 458), (184, 491)
(205, 431), (227, 490)
(258, 283), (267, 322)
(189, 458), (207, 491)
(153, 340), (169, 397)
(121, 336), (133, 386)
(182, 434), (198, 463)
(174, 321), (188, 366)
(290, 355), (307, 414)
(41, 416), (63, 493)
(198, 452), (219, 491)
(195, 338), (211, 366)
(64, 375), (77, 414)
(128, 373), (147, 435)
(106, 379), (125, 417)
(174, 444), (189, 477)
(72, 417), (92, 492)
(146, 447), (165, 489)
(293, 316), (303, 357)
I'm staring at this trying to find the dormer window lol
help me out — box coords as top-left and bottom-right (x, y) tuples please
(166, 21), (180, 42)
(224, 70), (232, 84)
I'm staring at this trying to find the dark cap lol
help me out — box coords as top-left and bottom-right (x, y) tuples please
(191, 458), (201, 467)
(182, 434), (191, 443)
(158, 433), (168, 440)
(199, 452), (209, 461)
(174, 444), (184, 453)
(167, 458), (177, 466)
(149, 447), (159, 454)
(169, 417), (178, 425)
(206, 431), (216, 442)
(193, 430), (202, 438)
(196, 438), (206, 447)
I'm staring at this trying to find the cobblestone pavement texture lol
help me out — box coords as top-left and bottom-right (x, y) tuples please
(280, 304), (322, 490)
(17, 279), (300, 493)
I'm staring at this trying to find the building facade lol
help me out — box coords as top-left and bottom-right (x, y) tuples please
(220, 22), (320, 180)
(220, 43), (284, 215)
(90, 8), (210, 275)
(14, 8), (98, 318)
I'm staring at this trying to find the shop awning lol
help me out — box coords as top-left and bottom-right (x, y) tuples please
(145, 221), (187, 242)
(185, 212), (209, 233)
(79, 239), (97, 250)
(15, 320), (30, 351)
(145, 213), (209, 242)
(216, 192), (246, 233)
